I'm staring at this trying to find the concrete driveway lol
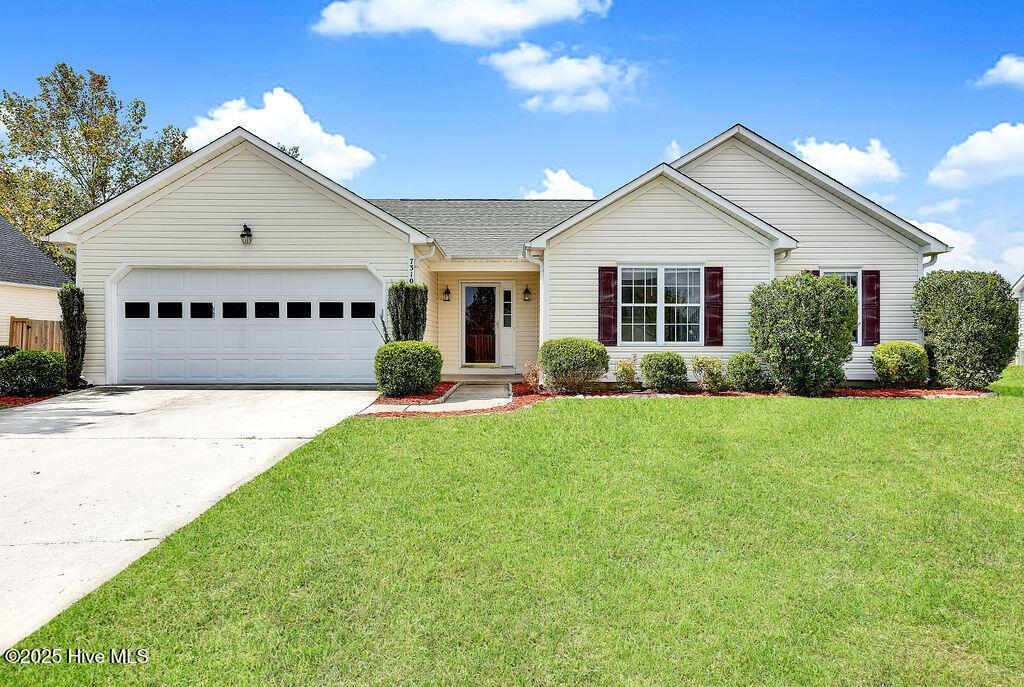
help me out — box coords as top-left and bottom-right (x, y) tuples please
(0, 386), (376, 649)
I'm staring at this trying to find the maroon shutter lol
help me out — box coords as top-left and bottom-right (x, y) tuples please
(810, 270), (821, 277)
(597, 266), (617, 346)
(862, 270), (880, 345)
(704, 267), (723, 346)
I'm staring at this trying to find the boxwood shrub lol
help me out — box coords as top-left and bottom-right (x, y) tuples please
(871, 341), (929, 388)
(726, 351), (772, 392)
(0, 345), (18, 359)
(912, 270), (1019, 389)
(0, 349), (66, 397)
(640, 351), (689, 391)
(374, 341), (442, 397)
(691, 355), (726, 392)
(748, 272), (858, 397)
(538, 337), (609, 393)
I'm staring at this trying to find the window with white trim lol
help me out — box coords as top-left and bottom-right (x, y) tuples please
(822, 270), (860, 344)
(619, 266), (703, 345)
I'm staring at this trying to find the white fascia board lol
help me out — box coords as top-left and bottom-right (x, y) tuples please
(1013, 274), (1024, 296)
(44, 127), (430, 246)
(671, 123), (952, 255)
(527, 163), (797, 250)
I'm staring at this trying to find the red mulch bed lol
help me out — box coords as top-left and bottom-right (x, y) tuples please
(830, 387), (990, 398)
(0, 396), (52, 409)
(374, 381), (458, 405)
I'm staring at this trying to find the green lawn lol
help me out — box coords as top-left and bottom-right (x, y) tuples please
(5, 369), (1024, 686)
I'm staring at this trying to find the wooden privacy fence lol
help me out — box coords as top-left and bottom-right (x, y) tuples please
(8, 317), (64, 353)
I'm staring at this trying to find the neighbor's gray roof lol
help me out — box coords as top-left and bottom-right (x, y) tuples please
(0, 216), (69, 288)
(370, 199), (595, 258)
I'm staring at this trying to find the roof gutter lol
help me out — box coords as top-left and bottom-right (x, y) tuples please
(411, 239), (439, 280)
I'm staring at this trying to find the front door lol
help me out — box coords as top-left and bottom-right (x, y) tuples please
(464, 284), (497, 365)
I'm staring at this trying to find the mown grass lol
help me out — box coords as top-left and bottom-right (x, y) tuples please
(4, 368), (1024, 686)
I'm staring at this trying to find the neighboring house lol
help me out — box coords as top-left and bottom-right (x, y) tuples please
(1, 216), (69, 346)
(45, 124), (951, 386)
(1014, 274), (1024, 366)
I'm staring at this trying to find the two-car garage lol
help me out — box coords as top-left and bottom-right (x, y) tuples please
(114, 268), (383, 384)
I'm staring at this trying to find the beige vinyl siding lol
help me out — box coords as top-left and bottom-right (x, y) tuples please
(0, 284), (62, 346)
(427, 270), (539, 373)
(685, 142), (923, 380)
(544, 178), (771, 376)
(77, 141), (410, 383)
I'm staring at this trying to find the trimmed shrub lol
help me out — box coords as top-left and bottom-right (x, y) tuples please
(691, 355), (726, 392)
(58, 282), (87, 389)
(640, 351), (689, 391)
(726, 351), (772, 392)
(871, 341), (929, 388)
(0, 345), (18, 359)
(538, 337), (609, 393)
(748, 273), (858, 396)
(614, 355), (639, 389)
(912, 270), (1019, 389)
(386, 280), (429, 341)
(0, 350), (66, 397)
(374, 341), (442, 397)
(522, 360), (542, 393)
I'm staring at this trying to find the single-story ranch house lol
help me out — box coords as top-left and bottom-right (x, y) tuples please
(1, 216), (68, 346)
(45, 124), (952, 386)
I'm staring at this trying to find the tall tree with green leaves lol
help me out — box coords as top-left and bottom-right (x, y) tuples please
(0, 63), (190, 272)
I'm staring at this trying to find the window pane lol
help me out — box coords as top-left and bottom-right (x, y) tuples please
(287, 302), (312, 318)
(190, 302), (214, 319)
(255, 302), (280, 318)
(319, 302), (344, 318)
(124, 302), (150, 319)
(665, 305), (700, 342)
(665, 268), (700, 305)
(351, 302), (376, 319)
(222, 302), (247, 319)
(157, 302), (182, 318)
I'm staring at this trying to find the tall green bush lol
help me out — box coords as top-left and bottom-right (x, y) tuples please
(58, 282), (87, 389)
(912, 270), (1018, 389)
(748, 272), (858, 396)
(0, 350), (66, 396)
(538, 338), (608, 393)
(386, 280), (429, 341)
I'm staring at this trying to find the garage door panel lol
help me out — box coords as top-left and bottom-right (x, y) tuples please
(116, 268), (382, 384)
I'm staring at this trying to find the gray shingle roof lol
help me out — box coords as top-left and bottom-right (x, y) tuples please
(370, 199), (595, 258)
(0, 216), (70, 288)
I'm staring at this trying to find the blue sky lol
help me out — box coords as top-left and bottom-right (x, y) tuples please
(2, 1), (1023, 277)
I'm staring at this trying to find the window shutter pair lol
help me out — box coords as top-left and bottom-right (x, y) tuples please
(809, 269), (880, 345)
(596, 267), (724, 346)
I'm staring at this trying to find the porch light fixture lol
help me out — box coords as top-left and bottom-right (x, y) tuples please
(522, 286), (532, 302)
(443, 285), (451, 302)
(239, 223), (253, 245)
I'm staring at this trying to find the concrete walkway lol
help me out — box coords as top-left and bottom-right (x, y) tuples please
(362, 382), (511, 414)
(0, 387), (376, 649)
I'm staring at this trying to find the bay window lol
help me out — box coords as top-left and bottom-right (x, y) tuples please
(620, 266), (703, 345)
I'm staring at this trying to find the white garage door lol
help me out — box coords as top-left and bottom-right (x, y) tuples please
(115, 268), (383, 384)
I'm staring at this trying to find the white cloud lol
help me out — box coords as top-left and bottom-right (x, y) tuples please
(792, 137), (903, 187)
(524, 168), (595, 199)
(312, 0), (611, 45)
(186, 87), (375, 182)
(1001, 245), (1024, 267)
(976, 54), (1024, 89)
(664, 139), (682, 161)
(868, 192), (898, 205)
(928, 122), (1024, 189)
(912, 220), (1023, 278)
(917, 197), (970, 216)
(482, 42), (642, 113)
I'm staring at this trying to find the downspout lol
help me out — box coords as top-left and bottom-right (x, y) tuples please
(411, 240), (437, 281)
(922, 252), (939, 269)
(522, 245), (547, 343)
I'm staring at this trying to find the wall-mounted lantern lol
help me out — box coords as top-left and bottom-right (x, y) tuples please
(443, 285), (451, 302)
(522, 286), (532, 302)
(239, 223), (253, 245)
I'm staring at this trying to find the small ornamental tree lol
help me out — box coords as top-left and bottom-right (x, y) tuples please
(748, 272), (858, 397)
(58, 282), (86, 388)
(912, 270), (1018, 389)
(386, 280), (429, 341)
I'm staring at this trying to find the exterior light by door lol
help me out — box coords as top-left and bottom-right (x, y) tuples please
(239, 224), (253, 245)
(522, 286), (531, 302)
(443, 285), (451, 302)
